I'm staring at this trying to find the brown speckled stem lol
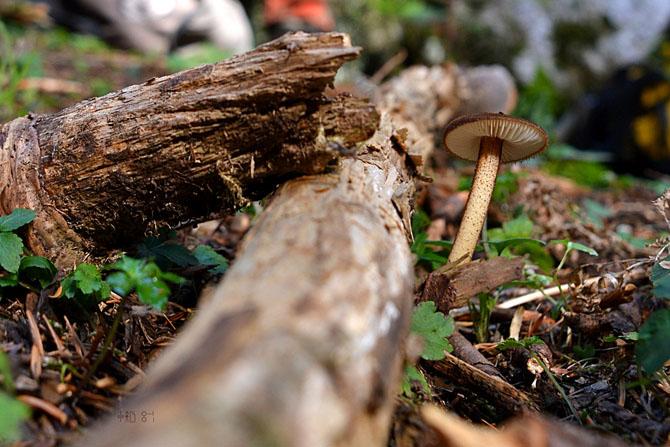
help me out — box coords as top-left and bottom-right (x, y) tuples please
(447, 136), (503, 266)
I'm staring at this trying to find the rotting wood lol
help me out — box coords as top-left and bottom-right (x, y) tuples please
(430, 351), (538, 417)
(75, 113), (415, 446)
(417, 257), (524, 312)
(0, 32), (378, 269)
(448, 330), (503, 379)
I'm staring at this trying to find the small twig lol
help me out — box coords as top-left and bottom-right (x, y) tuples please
(73, 294), (129, 399)
(497, 277), (600, 309)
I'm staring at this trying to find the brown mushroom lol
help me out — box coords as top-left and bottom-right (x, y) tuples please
(442, 112), (548, 266)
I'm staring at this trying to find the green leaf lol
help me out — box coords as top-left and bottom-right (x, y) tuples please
(0, 350), (14, 392)
(573, 344), (596, 359)
(496, 338), (525, 350)
(73, 263), (104, 295)
(651, 258), (670, 299)
(550, 239), (598, 257)
(636, 309), (670, 373)
(0, 272), (18, 288)
(401, 364), (430, 398)
(0, 208), (36, 232)
(0, 232), (24, 273)
(136, 276), (170, 311)
(410, 301), (454, 360)
(481, 237), (545, 255)
(193, 245), (229, 274)
(105, 271), (133, 296)
(0, 392), (30, 442)
(497, 336), (544, 351)
(19, 256), (56, 288)
(149, 244), (198, 268)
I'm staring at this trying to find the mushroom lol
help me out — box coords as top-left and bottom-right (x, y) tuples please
(442, 112), (548, 266)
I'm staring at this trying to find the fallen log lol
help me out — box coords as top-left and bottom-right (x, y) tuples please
(0, 32), (378, 269)
(76, 112), (415, 446)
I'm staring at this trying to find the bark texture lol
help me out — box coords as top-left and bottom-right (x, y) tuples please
(76, 114), (416, 446)
(0, 32), (378, 269)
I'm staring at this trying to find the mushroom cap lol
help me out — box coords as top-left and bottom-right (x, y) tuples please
(442, 112), (548, 163)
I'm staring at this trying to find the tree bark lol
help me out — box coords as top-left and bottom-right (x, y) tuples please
(76, 112), (415, 446)
(0, 32), (378, 269)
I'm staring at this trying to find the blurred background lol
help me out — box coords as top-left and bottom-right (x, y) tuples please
(2, 0), (670, 180)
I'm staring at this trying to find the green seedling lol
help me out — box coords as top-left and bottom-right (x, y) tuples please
(636, 308), (670, 374)
(0, 392), (31, 443)
(105, 255), (186, 311)
(401, 301), (455, 402)
(470, 292), (495, 344)
(497, 336), (581, 421)
(411, 301), (454, 360)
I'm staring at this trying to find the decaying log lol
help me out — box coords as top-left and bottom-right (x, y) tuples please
(0, 32), (378, 269)
(76, 112), (415, 446)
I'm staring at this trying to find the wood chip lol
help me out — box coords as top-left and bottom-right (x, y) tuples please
(17, 394), (68, 425)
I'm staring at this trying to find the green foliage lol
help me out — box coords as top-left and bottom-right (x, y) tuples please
(487, 215), (554, 271)
(0, 392), (30, 443)
(105, 256), (186, 310)
(370, 0), (438, 20)
(636, 309), (670, 373)
(0, 350), (14, 393)
(496, 335), (544, 351)
(581, 198), (613, 230)
(167, 43), (232, 73)
(650, 258), (670, 299)
(19, 256), (57, 289)
(550, 238), (598, 272)
(401, 364), (431, 401)
(61, 263), (111, 310)
(543, 159), (614, 188)
(411, 233), (448, 270)
(514, 69), (563, 137)
(192, 245), (229, 274)
(0, 22), (39, 121)
(137, 229), (199, 269)
(0, 232), (23, 274)
(458, 171), (525, 203)
(573, 343), (596, 360)
(0, 209), (36, 274)
(470, 292), (495, 344)
(0, 209), (36, 232)
(410, 301), (454, 360)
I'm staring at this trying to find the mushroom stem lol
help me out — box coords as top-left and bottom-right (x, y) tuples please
(447, 136), (503, 266)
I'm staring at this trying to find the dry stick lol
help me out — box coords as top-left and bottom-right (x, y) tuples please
(73, 294), (129, 399)
(497, 277), (600, 309)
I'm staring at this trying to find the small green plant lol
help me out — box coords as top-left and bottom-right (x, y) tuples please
(410, 301), (454, 360)
(167, 43), (232, 73)
(105, 256), (186, 311)
(0, 350), (30, 443)
(458, 171), (525, 203)
(470, 292), (495, 344)
(137, 228), (229, 274)
(497, 336), (581, 421)
(0, 209), (59, 298)
(0, 22), (39, 121)
(487, 215), (553, 271)
(635, 257), (670, 373)
(401, 301), (455, 401)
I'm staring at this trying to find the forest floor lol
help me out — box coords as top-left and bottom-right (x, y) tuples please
(2, 22), (670, 447)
